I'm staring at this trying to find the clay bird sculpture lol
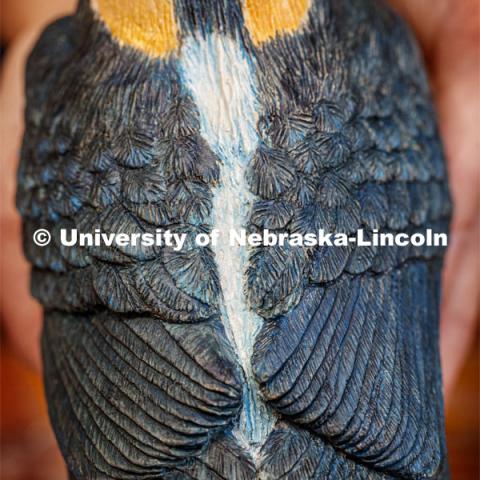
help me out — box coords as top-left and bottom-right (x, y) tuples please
(17, 0), (451, 478)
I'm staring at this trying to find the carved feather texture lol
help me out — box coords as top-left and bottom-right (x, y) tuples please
(18, 0), (451, 478)
(43, 313), (243, 478)
(253, 262), (445, 478)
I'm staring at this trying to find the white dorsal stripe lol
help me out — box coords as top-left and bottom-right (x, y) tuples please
(180, 34), (258, 159)
(179, 34), (275, 454)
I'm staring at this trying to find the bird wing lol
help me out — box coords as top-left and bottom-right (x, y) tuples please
(18, 13), (251, 478)
(248, 1), (450, 478)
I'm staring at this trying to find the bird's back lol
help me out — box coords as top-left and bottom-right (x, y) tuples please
(17, 0), (451, 478)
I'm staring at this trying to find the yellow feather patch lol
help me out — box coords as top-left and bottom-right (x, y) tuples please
(243, 0), (311, 45)
(93, 0), (178, 57)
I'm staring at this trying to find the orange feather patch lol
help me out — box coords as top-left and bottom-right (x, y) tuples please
(243, 0), (311, 45)
(94, 0), (178, 57)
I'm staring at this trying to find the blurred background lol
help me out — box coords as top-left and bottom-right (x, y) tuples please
(1, 0), (478, 479)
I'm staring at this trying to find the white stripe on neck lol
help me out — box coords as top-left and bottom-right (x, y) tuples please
(179, 33), (275, 455)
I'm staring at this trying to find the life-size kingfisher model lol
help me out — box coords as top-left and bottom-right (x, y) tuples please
(17, 0), (451, 478)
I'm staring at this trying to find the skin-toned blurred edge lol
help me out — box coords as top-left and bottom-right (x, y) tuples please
(0, 0), (478, 402)
(387, 0), (480, 401)
(1, 0), (78, 372)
